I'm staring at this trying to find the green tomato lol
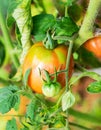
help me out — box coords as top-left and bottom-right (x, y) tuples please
(42, 82), (61, 97)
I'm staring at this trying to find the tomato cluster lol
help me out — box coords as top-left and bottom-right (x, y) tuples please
(23, 42), (74, 94)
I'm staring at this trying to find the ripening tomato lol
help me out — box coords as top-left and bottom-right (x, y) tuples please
(22, 42), (74, 94)
(84, 36), (101, 59)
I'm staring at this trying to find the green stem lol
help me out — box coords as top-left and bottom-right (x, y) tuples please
(69, 71), (101, 88)
(0, 114), (24, 117)
(65, 5), (68, 17)
(0, 36), (9, 66)
(65, 41), (73, 91)
(74, 0), (101, 50)
(69, 109), (101, 126)
(50, 69), (68, 77)
(69, 122), (92, 130)
(64, 40), (73, 130)
(0, 6), (19, 69)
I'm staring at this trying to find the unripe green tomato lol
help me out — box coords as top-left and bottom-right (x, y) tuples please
(42, 82), (61, 97)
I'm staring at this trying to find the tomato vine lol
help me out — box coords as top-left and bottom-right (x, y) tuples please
(0, 0), (101, 130)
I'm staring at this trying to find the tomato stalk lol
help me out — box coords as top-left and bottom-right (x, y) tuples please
(69, 108), (101, 126)
(63, 26), (74, 130)
(64, 2), (74, 91)
(61, 6), (75, 129)
(69, 122), (92, 130)
(65, 5), (68, 17)
(65, 40), (73, 91)
(74, 0), (101, 50)
(0, 6), (19, 69)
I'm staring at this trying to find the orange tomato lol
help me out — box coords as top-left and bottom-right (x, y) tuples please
(22, 42), (74, 94)
(84, 36), (101, 59)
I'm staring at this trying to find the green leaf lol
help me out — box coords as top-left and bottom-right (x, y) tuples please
(87, 81), (101, 93)
(55, 17), (78, 37)
(68, 3), (83, 22)
(0, 40), (5, 66)
(62, 91), (75, 111)
(11, 0), (32, 64)
(13, 94), (21, 111)
(32, 14), (55, 41)
(0, 85), (20, 114)
(34, 34), (46, 42)
(6, 118), (18, 130)
(26, 99), (37, 121)
(69, 71), (101, 87)
(23, 68), (31, 87)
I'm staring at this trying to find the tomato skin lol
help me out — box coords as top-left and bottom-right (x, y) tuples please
(22, 42), (74, 94)
(84, 36), (101, 59)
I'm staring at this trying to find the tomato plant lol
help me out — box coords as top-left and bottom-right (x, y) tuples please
(23, 42), (74, 94)
(0, 0), (101, 130)
(84, 36), (101, 59)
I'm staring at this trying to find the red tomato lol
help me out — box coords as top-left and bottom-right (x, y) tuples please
(22, 42), (74, 94)
(84, 36), (101, 59)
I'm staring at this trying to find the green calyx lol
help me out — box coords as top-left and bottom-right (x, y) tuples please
(43, 30), (57, 50)
(42, 69), (61, 97)
(43, 70), (51, 83)
(43, 69), (57, 84)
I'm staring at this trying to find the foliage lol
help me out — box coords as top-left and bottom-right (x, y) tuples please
(32, 14), (55, 41)
(6, 118), (18, 130)
(62, 91), (75, 111)
(0, 0), (101, 130)
(87, 81), (101, 93)
(0, 85), (20, 114)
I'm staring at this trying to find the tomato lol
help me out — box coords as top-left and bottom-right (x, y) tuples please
(22, 42), (74, 94)
(42, 82), (61, 97)
(42, 69), (61, 97)
(84, 36), (101, 59)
